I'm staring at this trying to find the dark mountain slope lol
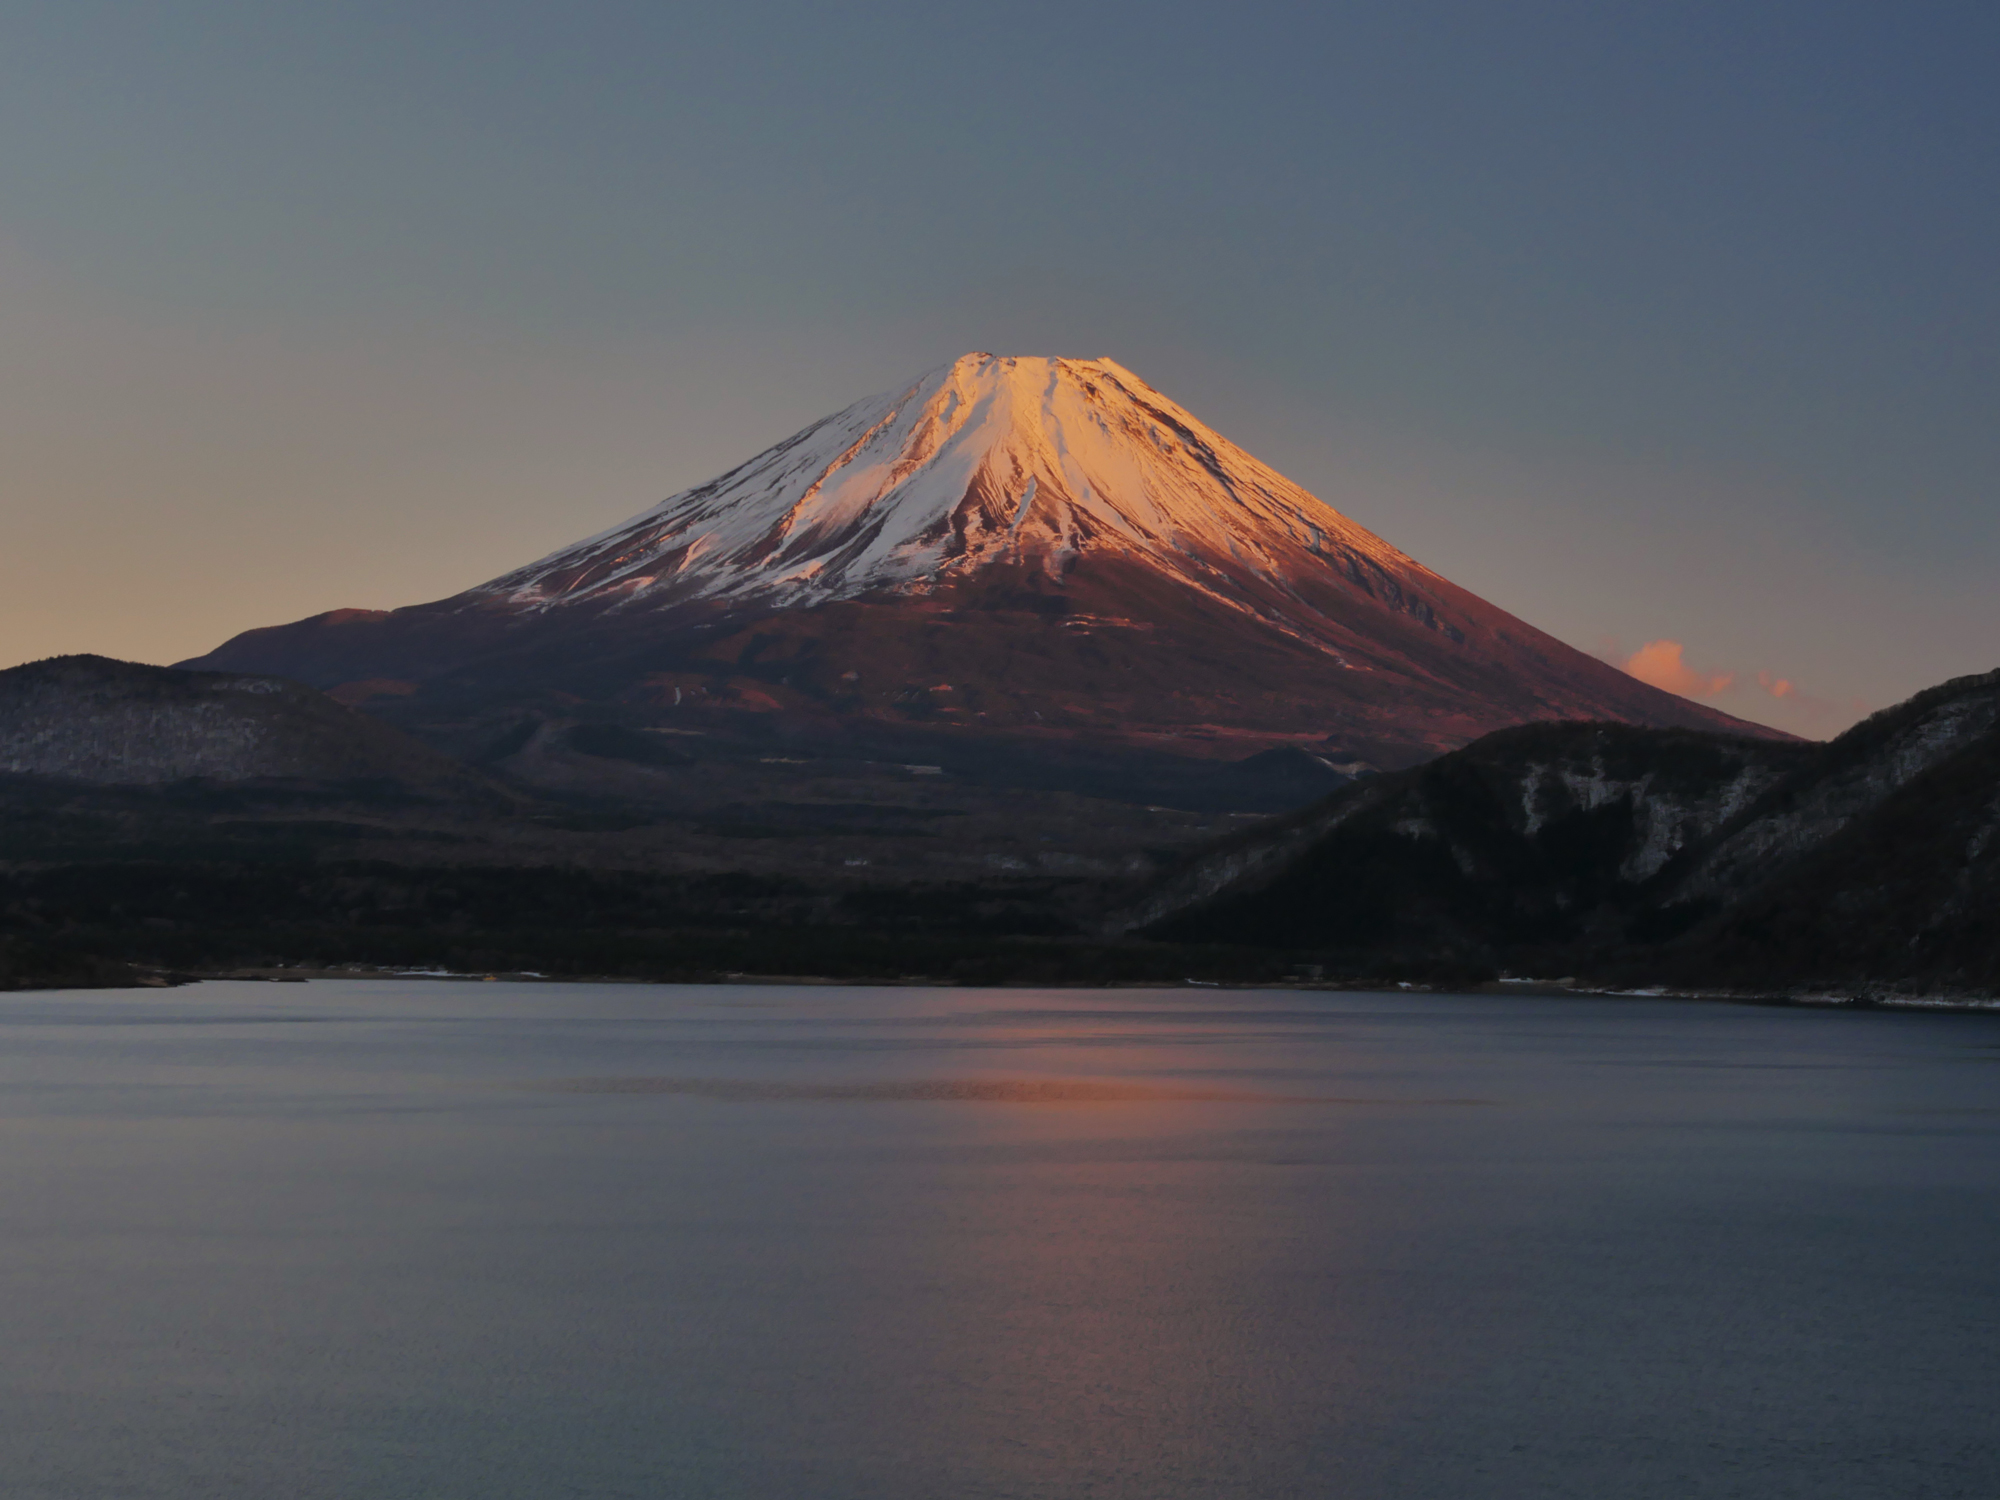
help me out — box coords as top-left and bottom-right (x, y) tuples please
(1636, 672), (2000, 993)
(1120, 667), (2000, 994)
(0, 655), (490, 794)
(1648, 669), (2000, 914)
(1119, 722), (1809, 964)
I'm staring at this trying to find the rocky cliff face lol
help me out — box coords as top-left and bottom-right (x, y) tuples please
(0, 655), (480, 789)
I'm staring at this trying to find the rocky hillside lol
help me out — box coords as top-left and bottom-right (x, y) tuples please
(1118, 722), (1811, 959)
(1637, 670), (2000, 993)
(0, 655), (485, 791)
(1651, 669), (2000, 914)
(1122, 668), (2000, 995)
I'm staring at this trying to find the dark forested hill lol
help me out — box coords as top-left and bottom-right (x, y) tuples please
(7, 652), (1994, 998)
(0, 655), (490, 792)
(1117, 721), (1812, 966)
(1123, 669), (2000, 996)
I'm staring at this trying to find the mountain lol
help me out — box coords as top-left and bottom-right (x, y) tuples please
(1637, 668), (2000, 992)
(0, 655), (485, 791)
(1115, 721), (1812, 957)
(1120, 668), (2000, 997)
(183, 354), (1777, 774)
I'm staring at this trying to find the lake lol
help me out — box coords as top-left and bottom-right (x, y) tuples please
(3, 979), (1996, 1499)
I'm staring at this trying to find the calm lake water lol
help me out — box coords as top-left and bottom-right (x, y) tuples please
(3, 980), (1997, 1499)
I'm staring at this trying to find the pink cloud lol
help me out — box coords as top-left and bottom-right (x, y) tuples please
(1621, 640), (1735, 699)
(1599, 638), (1868, 732)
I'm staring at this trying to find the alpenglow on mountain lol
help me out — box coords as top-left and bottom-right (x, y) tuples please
(187, 353), (1777, 766)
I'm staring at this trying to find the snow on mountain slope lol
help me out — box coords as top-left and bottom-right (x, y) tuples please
(483, 353), (1434, 636)
(183, 352), (1787, 766)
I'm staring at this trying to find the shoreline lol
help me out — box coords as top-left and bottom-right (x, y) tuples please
(22, 964), (1994, 1012)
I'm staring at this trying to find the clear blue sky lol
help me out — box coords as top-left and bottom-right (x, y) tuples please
(4, 1), (1994, 734)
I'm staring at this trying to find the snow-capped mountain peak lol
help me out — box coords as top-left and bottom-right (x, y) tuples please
(183, 350), (1785, 769)
(480, 353), (1423, 613)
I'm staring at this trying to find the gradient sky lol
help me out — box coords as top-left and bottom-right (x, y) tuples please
(4, 1), (1995, 737)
